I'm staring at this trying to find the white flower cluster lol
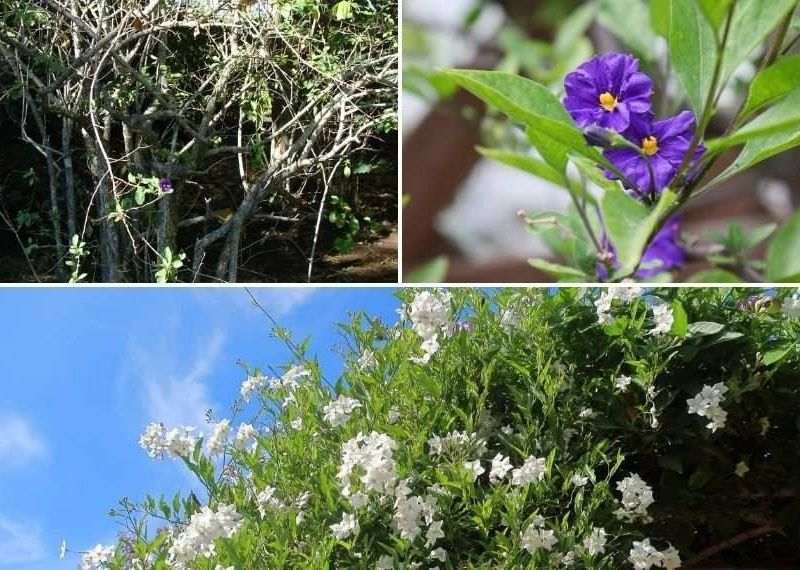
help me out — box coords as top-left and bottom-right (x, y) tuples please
(782, 290), (800, 318)
(520, 515), (557, 553)
(650, 303), (674, 336)
(582, 527), (607, 556)
(615, 473), (655, 522)
(207, 419), (231, 456)
(687, 382), (728, 432)
(79, 544), (115, 570)
(240, 374), (268, 402)
(629, 538), (681, 569)
(427, 430), (486, 460)
(255, 485), (284, 518)
(323, 395), (362, 427)
(240, 365), (311, 404)
(139, 423), (197, 459)
(330, 512), (359, 539)
(167, 504), (243, 569)
(595, 286), (643, 324)
(233, 423), (258, 452)
(337, 431), (398, 499)
(407, 290), (451, 340)
(407, 290), (451, 364)
(487, 453), (547, 486)
(392, 478), (441, 543)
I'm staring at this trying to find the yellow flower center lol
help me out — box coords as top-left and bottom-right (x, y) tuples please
(642, 136), (659, 156)
(598, 91), (618, 112)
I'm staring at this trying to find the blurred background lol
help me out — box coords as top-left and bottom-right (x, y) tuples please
(402, 0), (800, 282)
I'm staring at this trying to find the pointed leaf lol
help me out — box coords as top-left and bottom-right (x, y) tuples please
(741, 55), (800, 118)
(667, 0), (718, 113)
(477, 147), (566, 187)
(767, 208), (800, 282)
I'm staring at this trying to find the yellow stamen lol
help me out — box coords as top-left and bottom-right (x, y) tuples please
(598, 91), (618, 112)
(642, 136), (659, 156)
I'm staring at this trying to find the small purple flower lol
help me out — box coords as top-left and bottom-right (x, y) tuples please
(563, 53), (653, 133)
(159, 177), (174, 194)
(603, 111), (704, 198)
(598, 216), (686, 280)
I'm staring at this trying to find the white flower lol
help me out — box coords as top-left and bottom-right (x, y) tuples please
(650, 303), (674, 336)
(407, 290), (451, 341)
(520, 523), (557, 553)
(428, 431), (485, 459)
(290, 418), (303, 430)
(464, 460), (484, 482)
(168, 504), (243, 569)
(240, 374), (268, 402)
(256, 486), (285, 518)
(59, 539), (67, 560)
(615, 374), (633, 391)
(139, 423), (198, 460)
(425, 519), (445, 547)
(687, 382), (729, 432)
(500, 424), (514, 435)
(376, 555), (394, 569)
(489, 453), (512, 484)
(233, 423), (258, 452)
(207, 419), (231, 456)
(735, 461), (750, 478)
(358, 349), (378, 370)
(337, 432), (398, 497)
(571, 473), (589, 487)
(629, 539), (662, 569)
(782, 291), (800, 318)
(349, 492), (369, 509)
(660, 545), (682, 569)
(615, 473), (655, 522)
(500, 307), (521, 330)
(330, 512), (359, 540)
(579, 407), (595, 419)
(511, 455), (546, 486)
(79, 544), (115, 570)
(411, 335), (440, 364)
(582, 527), (607, 556)
(323, 395), (363, 427)
(430, 547), (447, 562)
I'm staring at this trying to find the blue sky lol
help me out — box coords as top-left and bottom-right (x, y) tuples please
(0, 287), (399, 569)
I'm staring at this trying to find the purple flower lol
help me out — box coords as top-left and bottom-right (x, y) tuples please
(159, 177), (174, 194)
(598, 216), (686, 280)
(603, 111), (704, 198)
(563, 53), (653, 133)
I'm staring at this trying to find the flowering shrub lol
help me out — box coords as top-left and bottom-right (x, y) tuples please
(437, 1), (800, 283)
(68, 288), (800, 568)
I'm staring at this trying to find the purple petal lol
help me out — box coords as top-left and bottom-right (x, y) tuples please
(653, 110), (696, 141)
(637, 216), (686, 277)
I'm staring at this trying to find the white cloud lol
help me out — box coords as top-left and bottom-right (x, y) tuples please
(253, 288), (318, 317)
(125, 329), (226, 430)
(0, 414), (47, 469)
(0, 515), (46, 565)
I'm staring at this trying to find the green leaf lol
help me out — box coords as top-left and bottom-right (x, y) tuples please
(441, 70), (605, 164)
(687, 269), (742, 283)
(741, 55), (800, 118)
(602, 187), (678, 278)
(763, 345), (793, 366)
(667, 0), (718, 114)
(135, 186), (146, 206)
(671, 299), (688, 337)
(554, 2), (597, 56)
(477, 147), (566, 187)
(650, 0), (670, 37)
(688, 321), (725, 336)
(767, 208), (800, 282)
(407, 257), (449, 283)
(710, 127), (800, 185)
(332, 1), (353, 21)
(698, 0), (733, 30)
(712, 88), (800, 150)
(719, 0), (799, 90)
(528, 259), (589, 281)
(598, 0), (659, 61)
